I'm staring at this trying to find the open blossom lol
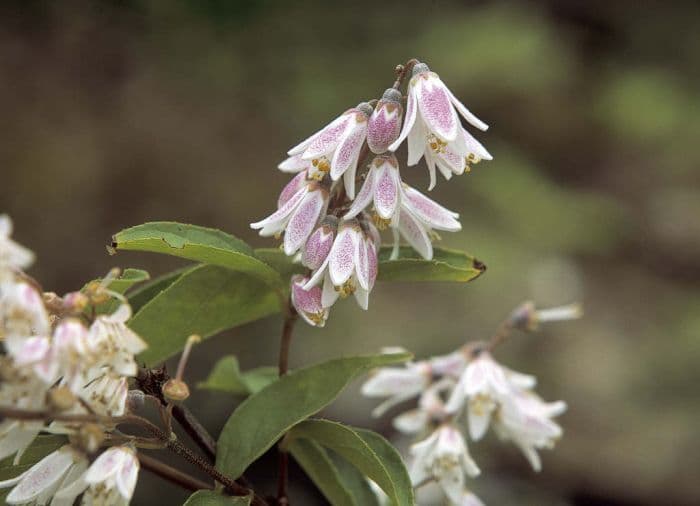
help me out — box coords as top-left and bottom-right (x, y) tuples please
(250, 176), (330, 256)
(304, 219), (378, 311)
(281, 103), (373, 198)
(344, 154), (461, 260)
(361, 360), (432, 417)
(494, 391), (566, 472)
(389, 62), (490, 190)
(0, 445), (89, 505)
(409, 423), (480, 504)
(0, 214), (34, 276)
(445, 351), (536, 441)
(54, 446), (140, 506)
(368, 88), (403, 154)
(392, 377), (453, 435)
(290, 275), (329, 327)
(0, 281), (50, 355)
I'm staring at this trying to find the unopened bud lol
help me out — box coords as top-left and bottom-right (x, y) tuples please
(509, 301), (582, 331)
(162, 378), (190, 402)
(368, 88), (403, 154)
(47, 386), (77, 411)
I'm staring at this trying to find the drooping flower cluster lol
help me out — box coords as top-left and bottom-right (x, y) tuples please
(362, 301), (581, 505)
(251, 60), (491, 325)
(0, 214), (143, 505)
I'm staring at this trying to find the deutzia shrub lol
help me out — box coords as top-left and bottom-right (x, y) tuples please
(0, 59), (580, 506)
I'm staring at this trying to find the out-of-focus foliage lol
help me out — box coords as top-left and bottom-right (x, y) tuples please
(1, 0), (699, 504)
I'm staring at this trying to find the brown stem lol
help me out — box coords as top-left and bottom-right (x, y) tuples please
(171, 404), (217, 462)
(276, 303), (298, 505)
(392, 58), (420, 90)
(138, 453), (213, 492)
(487, 318), (514, 351)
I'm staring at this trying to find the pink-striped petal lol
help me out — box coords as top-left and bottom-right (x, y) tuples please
(368, 89), (403, 154)
(388, 82), (417, 152)
(283, 190), (326, 255)
(301, 113), (352, 160)
(288, 113), (347, 156)
(355, 236), (370, 290)
(398, 209), (432, 260)
(415, 73), (459, 142)
(5, 448), (74, 503)
(330, 114), (367, 181)
(301, 220), (336, 270)
(366, 240), (378, 290)
(463, 129), (492, 160)
(291, 276), (328, 327)
(250, 186), (307, 233)
(373, 157), (400, 220)
(402, 185), (461, 231)
(328, 223), (359, 286)
(278, 171), (308, 208)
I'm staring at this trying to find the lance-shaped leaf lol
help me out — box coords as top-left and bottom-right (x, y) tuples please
(285, 420), (413, 506)
(183, 490), (251, 506)
(330, 450), (381, 506)
(198, 355), (277, 396)
(129, 265), (280, 367)
(378, 246), (485, 282)
(110, 222), (283, 287)
(0, 436), (67, 503)
(127, 266), (192, 313)
(215, 353), (411, 480)
(287, 439), (356, 506)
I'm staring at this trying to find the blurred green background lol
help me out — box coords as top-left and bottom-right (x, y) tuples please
(2, 0), (699, 504)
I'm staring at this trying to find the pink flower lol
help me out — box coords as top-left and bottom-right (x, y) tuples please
(301, 216), (338, 271)
(344, 154), (461, 260)
(291, 275), (329, 327)
(280, 103), (373, 198)
(367, 89), (403, 154)
(304, 219), (378, 310)
(389, 62), (491, 189)
(250, 176), (330, 256)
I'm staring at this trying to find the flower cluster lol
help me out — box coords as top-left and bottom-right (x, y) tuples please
(0, 214), (144, 505)
(251, 60), (491, 325)
(362, 301), (582, 505)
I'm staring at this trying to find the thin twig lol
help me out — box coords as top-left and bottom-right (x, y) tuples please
(138, 453), (213, 492)
(171, 404), (217, 462)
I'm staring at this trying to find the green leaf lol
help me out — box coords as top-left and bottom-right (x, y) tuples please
(378, 246), (486, 282)
(110, 222), (283, 287)
(329, 450), (381, 506)
(0, 436), (67, 502)
(286, 420), (413, 506)
(215, 353), (411, 480)
(127, 266), (192, 313)
(254, 248), (305, 280)
(183, 490), (251, 506)
(130, 265), (280, 367)
(288, 439), (355, 506)
(198, 355), (277, 395)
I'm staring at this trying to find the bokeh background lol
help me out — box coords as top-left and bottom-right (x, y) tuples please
(2, 0), (699, 504)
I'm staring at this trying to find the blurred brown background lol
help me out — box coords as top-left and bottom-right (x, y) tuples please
(2, 0), (699, 504)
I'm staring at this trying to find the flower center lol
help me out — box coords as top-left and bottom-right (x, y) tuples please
(334, 279), (356, 298)
(310, 157), (331, 180)
(427, 134), (447, 154)
(371, 213), (391, 230)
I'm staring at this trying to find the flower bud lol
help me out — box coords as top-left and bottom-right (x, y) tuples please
(162, 378), (190, 402)
(291, 275), (328, 327)
(63, 291), (89, 312)
(301, 216), (338, 270)
(509, 301), (582, 331)
(368, 88), (403, 154)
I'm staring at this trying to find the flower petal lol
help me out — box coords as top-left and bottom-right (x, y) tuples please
(6, 448), (73, 504)
(402, 186), (461, 231)
(250, 186), (307, 233)
(388, 83), (417, 152)
(406, 114), (426, 166)
(344, 164), (376, 220)
(468, 404), (492, 441)
(283, 190), (326, 255)
(330, 115), (367, 181)
(374, 162), (400, 220)
(288, 113), (347, 156)
(278, 171), (308, 208)
(398, 209), (433, 260)
(393, 409), (428, 434)
(353, 284), (369, 310)
(415, 73), (458, 142)
(116, 451), (139, 499)
(321, 270), (340, 308)
(278, 154), (309, 173)
(328, 225), (359, 286)
(302, 113), (352, 160)
(368, 98), (402, 154)
(85, 447), (126, 484)
(446, 87), (489, 131)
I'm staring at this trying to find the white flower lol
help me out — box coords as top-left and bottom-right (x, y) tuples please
(409, 423), (480, 504)
(344, 153), (461, 260)
(445, 351), (536, 441)
(493, 390), (566, 472)
(55, 446), (140, 506)
(361, 361), (431, 417)
(0, 281), (50, 355)
(79, 374), (129, 417)
(392, 377), (453, 435)
(0, 215), (35, 277)
(389, 62), (490, 189)
(87, 304), (147, 378)
(304, 219), (378, 311)
(0, 445), (88, 505)
(281, 103), (373, 198)
(250, 176), (330, 256)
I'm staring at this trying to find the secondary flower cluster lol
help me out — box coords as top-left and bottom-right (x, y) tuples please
(0, 214), (143, 505)
(362, 301), (582, 505)
(251, 60), (491, 326)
